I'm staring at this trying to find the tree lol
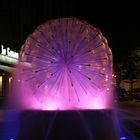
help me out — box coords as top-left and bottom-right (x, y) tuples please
(118, 50), (140, 100)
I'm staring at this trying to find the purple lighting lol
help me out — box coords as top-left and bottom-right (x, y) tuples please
(12, 18), (113, 110)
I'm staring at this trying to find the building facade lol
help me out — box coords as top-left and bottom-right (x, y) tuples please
(0, 45), (18, 103)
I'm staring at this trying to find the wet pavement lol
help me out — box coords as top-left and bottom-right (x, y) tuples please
(117, 100), (140, 139)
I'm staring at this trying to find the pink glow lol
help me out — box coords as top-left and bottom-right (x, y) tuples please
(10, 18), (114, 110)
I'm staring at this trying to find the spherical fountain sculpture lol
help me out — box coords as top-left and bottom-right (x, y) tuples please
(12, 18), (113, 110)
(4, 18), (118, 140)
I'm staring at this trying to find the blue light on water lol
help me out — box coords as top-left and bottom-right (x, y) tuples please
(120, 136), (128, 140)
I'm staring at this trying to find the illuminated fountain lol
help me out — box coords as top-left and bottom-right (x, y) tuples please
(3, 18), (119, 140)
(12, 18), (113, 110)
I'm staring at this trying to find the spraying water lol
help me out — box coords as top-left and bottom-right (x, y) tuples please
(10, 18), (113, 110)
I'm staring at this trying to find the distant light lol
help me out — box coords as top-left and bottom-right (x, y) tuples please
(120, 136), (128, 140)
(10, 138), (14, 140)
(107, 88), (110, 91)
(112, 74), (116, 78)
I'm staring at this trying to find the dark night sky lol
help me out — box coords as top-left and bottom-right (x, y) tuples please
(0, 0), (140, 63)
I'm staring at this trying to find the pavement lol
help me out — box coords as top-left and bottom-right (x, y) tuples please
(116, 99), (140, 120)
(115, 100), (140, 139)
